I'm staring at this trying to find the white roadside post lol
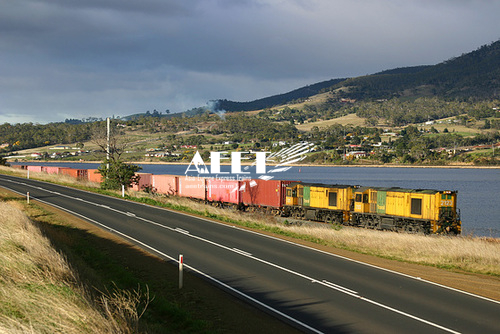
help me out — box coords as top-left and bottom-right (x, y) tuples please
(179, 254), (184, 289)
(27, 192), (30, 204)
(122, 184), (125, 198)
(106, 117), (110, 174)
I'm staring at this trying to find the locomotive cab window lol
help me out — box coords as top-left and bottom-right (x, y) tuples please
(286, 189), (291, 197)
(363, 194), (368, 203)
(328, 192), (337, 207)
(355, 194), (362, 202)
(411, 198), (422, 215)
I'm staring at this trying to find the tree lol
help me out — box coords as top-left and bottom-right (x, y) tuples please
(0, 156), (9, 166)
(92, 120), (141, 190)
(91, 120), (129, 161)
(98, 160), (141, 190)
(484, 119), (491, 129)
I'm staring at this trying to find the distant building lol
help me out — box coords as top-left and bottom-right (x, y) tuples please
(345, 151), (367, 159)
(272, 141), (287, 147)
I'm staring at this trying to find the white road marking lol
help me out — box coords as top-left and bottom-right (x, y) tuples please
(3, 176), (493, 333)
(319, 280), (359, 295)
(1, 185), (324, 334)
(232, 248), (252, 257)
(175, 228), (190, 234)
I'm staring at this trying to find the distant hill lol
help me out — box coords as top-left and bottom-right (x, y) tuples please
(373, 65), (432, 76)
(324, 40), (500, 100)
(213, 40), (500, 113)
(216, 78), (346, 112)
(118, 40), (499, 119)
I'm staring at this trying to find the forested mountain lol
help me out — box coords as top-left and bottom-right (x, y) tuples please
(216, 78), (346, 112)
(330, 40), (500, 100)
(215, 40), (500, 112)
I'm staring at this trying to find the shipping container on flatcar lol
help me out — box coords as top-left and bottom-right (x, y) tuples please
(43, 166), (63, 175)
(206, 179), (241, 205)
(351, 187), (461, 234)
(177, 175), (206, 200)
(57, 167), (72, 176)
(240, 179), (295, 214)
(87, 169), (103, 183)
(131, 173), (153, 191)
(27, 165), (43, 173)
(285, 183), (355, 223)
(59, 168), (88, 180)
(152, 174), (178, 195)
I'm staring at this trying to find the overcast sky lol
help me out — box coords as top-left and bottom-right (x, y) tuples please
(1, 0), (499, 124)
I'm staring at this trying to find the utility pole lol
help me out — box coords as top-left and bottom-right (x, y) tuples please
(106, 117), (110, 173)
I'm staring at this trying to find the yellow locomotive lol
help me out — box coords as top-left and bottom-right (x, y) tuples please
(351, 187), (461, 234)
(285, 183), (461, 234)
(285, 183), (355, 224)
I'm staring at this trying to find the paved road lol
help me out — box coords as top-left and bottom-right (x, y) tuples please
(1, 174), (499, 333)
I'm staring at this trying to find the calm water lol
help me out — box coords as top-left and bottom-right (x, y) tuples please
(12, 162), (500, 237)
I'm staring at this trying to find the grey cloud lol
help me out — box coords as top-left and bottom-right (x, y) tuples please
(1, 0), (499, 123)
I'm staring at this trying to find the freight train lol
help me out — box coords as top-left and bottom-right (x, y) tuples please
(12, 165), (462, 234)
(284, 183), (460, 234)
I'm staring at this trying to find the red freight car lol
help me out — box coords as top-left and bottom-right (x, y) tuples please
(131, 173), (153, 191)
(60, 168), (88, 180)
(57, 167), (72, 176)
(27, 166), (43, 173)
(152, 174), (178, 196)
(240, 179), (295, 213)
(43, 166), (62, 174)
(177, 175), (206, 200)
(206, 179), (241, 205)
(87, 169), (103, 183)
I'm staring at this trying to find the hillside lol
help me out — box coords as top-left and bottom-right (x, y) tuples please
(214, 40), (500, 112)
(1, 40), (499, 166)
(330, 41), (500, 100)
(216, 78), (346, 112)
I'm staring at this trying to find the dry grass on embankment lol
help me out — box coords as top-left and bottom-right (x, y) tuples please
(2, 165), (499, 277)
(0, 201), (146, 333)
(0, 165), (97, 188)
(131, 192), (500, 277)
(280, 224), (500, 276)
